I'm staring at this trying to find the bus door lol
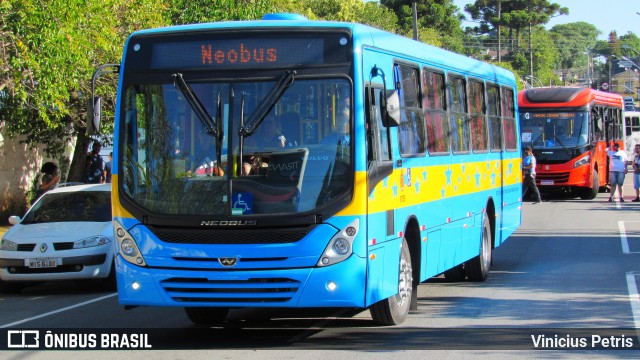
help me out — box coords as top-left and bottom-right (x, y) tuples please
(364, 85), (397, 306)
(498, 86), (520, 243)
(487, 84), (504, 243)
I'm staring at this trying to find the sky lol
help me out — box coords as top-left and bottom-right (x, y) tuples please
(452, 0), (639, 40)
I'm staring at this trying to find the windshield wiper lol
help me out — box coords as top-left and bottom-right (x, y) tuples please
(239, 70), (296, 137)
(172, 73), (219, 137)
(236, 71), (295, 176)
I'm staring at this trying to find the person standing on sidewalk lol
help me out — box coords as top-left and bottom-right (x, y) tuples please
(632, 144), (640, 202)
(522, 146), (541, 204)
(606, 142), (628, 202)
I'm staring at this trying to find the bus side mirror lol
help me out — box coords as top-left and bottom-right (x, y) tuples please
(370, 65), (399, 127)
(383, 90), (400, 127)
(88, 63), (120, 136)
(87, 97), (102, 135)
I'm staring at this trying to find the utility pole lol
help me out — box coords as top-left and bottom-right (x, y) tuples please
(412, 0), (418, 41)
(529, 21), (533, 80)
(498, 0), (501, 63)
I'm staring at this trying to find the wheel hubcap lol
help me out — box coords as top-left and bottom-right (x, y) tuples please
(396, 257), (412, 308)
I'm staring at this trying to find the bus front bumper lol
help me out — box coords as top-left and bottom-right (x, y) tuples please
(115, 254), (367, 308)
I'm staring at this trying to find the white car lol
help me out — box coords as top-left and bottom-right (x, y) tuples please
(0, 183), (114, 292)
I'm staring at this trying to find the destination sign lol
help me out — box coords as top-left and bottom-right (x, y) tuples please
(149, 38), (325, 69)
(529, 112), (576, 118)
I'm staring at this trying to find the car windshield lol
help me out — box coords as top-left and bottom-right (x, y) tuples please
(120, 77), (352, 216)
(520, 111), (589, 148)
(22, 191), (112, 224)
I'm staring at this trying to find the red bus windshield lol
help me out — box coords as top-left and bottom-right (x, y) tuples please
(520, 111), (589, 150)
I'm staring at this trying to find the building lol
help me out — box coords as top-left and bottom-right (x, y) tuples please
(612, 68), (640, 100)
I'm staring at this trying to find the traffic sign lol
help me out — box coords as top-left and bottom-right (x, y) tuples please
(601, 82), (609, 90)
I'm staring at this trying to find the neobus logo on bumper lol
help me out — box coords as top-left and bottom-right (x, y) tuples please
(200, 220), (258, 226)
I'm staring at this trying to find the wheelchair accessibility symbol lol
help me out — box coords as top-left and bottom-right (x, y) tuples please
(232, 192), (254, 214)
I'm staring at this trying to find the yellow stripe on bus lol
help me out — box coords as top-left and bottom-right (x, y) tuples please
(338, 158), (522, 216)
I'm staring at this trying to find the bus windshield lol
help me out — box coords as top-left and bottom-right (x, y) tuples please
(519, 111), (589, 149)
(120, 77), (352, 216)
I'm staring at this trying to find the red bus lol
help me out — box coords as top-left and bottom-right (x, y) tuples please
(518, 87), (624, 199)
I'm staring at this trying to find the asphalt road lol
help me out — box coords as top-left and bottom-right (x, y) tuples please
(2, 179), (640, 358)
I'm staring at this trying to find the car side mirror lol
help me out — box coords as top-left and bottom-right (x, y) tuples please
(8, 215), (21, 225)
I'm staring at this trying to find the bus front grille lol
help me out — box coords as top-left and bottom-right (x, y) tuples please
(160, 277), (301, 303)
(536, 172), (570, 183)
(149, 226), (311, 244)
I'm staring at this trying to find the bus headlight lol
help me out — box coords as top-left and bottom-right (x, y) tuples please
(317, 219), (359, 267)
(114, 220), (147, 266)
(573, 154), (590, 168)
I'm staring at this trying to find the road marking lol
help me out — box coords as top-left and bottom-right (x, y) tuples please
(626, 273), (640, 331)
(619, 221), (631, 254)
(0, 293), (116, 328)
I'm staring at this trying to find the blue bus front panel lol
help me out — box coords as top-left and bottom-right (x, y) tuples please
(114, 219), (368, 308)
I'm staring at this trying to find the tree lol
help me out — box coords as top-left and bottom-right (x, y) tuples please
(1, 0), (168, 183)
(380, 0), (464, 51)
(464, 0), (567, 52)
(550, 22), (599, 72)
(169, 0), (275, 24)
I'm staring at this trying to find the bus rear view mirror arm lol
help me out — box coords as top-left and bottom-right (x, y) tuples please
(88, 64), (120, 136)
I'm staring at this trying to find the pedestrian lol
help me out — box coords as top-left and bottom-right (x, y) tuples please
(83, 142), (106, 184)
(632, 144), (640, 202)
(105, 152), (113, 183)
(606, 142), (628, 202)
(34, 161), (60, 199)
(522, 146), (541, 204)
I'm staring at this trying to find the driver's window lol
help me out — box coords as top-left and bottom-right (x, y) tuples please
(366, 87), (391, 164)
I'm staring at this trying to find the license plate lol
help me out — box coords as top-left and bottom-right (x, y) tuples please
(26, 257), (59, 268)
(540, 180), (554, 185)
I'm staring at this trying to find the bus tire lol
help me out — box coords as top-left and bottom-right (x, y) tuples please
(184, 307), (229, 325)
(580, 170), (599, 200)
(466, 213), (492, 282)
(370, 237), (413, 325)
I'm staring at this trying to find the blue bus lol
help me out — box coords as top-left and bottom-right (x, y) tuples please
(96, 14), (522, 325)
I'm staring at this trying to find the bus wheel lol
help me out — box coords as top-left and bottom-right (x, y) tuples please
(370, 237), (413, 325)
(580, 170), (599, 200)
(184, 307), (229, 325)
(466, 213), (492, 281)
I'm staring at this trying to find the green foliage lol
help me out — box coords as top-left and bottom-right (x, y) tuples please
(1, 0), (637, 187)
(169, 0), (273, 23)
(550, 22), (599, 70)
(296, 0), (397, 32)
(1, 0), (168, 162)
(490, 61), (525, 90)
(380, 0), (463, 51)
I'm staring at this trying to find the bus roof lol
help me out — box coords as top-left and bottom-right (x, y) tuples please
(518, 87), (623, 109)
(125, 14), (515, 85)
